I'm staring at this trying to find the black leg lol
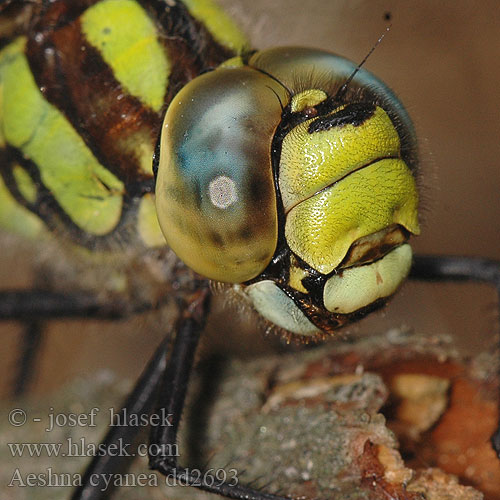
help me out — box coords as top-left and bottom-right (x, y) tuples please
(148, 284), (291, 500)
(0, 289), (161, 320)
(411, 255), (500, 297)
(1, 289), (151, 399)
(410, 254), (500, 456)
(13, 320), (43, 397)
(71, 334), (171, 500)
(2, 288), (164, 398)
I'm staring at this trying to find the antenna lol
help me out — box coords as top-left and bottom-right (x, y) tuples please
(333, 21), (392, 103)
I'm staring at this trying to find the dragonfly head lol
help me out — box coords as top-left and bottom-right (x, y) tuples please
(155, 47), (420, 339)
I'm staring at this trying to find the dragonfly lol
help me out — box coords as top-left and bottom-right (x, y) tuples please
(1, 1), (499, 499)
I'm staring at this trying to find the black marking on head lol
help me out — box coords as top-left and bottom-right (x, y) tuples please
(256, 251), (272, 264)
(238, 225), (253, 240)
(288, 253), (328, 306)
(209, 231), (224, 247)
(308, 102), (376, 133)
(193, 179), (203, 210)
(300, 271), (326, 303)
(248, 177), (267, 203)
(152, 124), (162, 181)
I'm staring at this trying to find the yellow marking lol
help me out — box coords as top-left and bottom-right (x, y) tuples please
(1, 38), (124, 236)
(13, 165), (37, 204)
(220, 56), (245, 68)
(0, 174), (43, 238)
(290, 89), (327, 113)
(0, 72), (4, 149)
(280, 106), (402, 212)
(323, 244), (413, 314)
(289, 255), (308, 293)
(137, 194), (167, 248)
(116, 129), (155, 176)
(81, 0), (169, 112)
(285, 159), (419, 274)
(182, 0), (248, 53)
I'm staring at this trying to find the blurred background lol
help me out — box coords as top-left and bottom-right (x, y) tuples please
(1, 0), (499, 396)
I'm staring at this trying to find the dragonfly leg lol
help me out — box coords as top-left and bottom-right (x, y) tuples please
(70, 334), (171, 500)
(410, 255), (500, 296)
(0, 289), (149, 397)
(148, 284), (291, 500)
(0, 289), (137, 320)
(13, 320), (43, 397)
(410, 254), (500, 456)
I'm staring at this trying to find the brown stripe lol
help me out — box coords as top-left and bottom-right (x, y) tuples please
(25, 0), (237, 190)
(4, 0), (239, 249)
(26, 2), (160, 186)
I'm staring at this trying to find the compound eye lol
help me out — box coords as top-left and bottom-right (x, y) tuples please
(155, 67), (288, 283)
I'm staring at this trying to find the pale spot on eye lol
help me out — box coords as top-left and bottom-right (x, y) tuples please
(209, 175), (238, 209)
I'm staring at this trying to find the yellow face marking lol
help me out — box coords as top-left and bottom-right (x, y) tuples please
(285, 159), (419, 274)
(289, 255), (309, 293)
(323, 244), (413, 314)
(290, 89), (327, 113)
(279, 106), (402, 212)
